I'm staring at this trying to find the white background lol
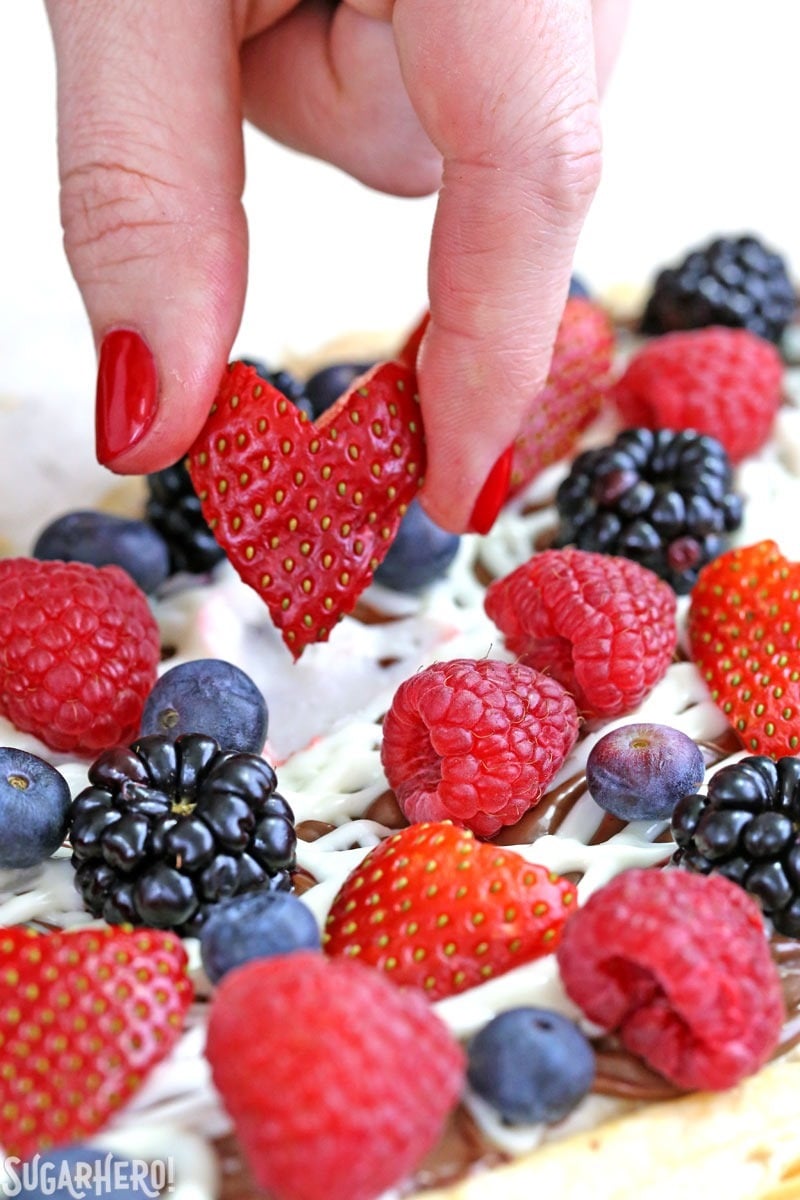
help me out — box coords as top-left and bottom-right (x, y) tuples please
(1, 1), (800, 477)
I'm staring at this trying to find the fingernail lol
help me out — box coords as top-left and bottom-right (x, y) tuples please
(467, 445), (514, 535)
(96, 329), (158, 465)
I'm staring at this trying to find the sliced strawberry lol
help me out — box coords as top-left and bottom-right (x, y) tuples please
(188, 360), (426, 659)
(687, 539), (800, 757)
(398, 309), (430, 369)
(510, 297), (615, 497)
(0, 924), (192, 1158)
(323, 821), (577, 1000)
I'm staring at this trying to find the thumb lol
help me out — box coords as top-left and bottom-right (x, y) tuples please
(394, 0), (603, 533)
(45, 0), (248, 473)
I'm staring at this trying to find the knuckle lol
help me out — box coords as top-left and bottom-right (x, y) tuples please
(59, 155), (186, 274)
(534, 98), (603, 214)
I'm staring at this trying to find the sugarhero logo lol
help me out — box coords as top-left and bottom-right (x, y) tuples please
(3, 1153), (175, 1197)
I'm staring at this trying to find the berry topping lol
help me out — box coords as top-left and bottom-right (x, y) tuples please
(0, 925), (192, 1158)
(68, 732), (296, 936)
(510, 296), (615, 497)
(188, 359), (426, 659)
(145, 458), (227, 575)
(568, 273), (591, 298)
(557, 868), (784, 1091)
(552, 428), (744, 593)
(672, 755), (800, 937)
(323, 822), (576, 1000)
(485, 548), (677, 718)
(641, 233), (796, 344)
(200, 890), (321, 983)
(0, 747), (71, 868)
(305, 361), (374, 418)
(466, 1006), (595, 1125)
(687, 540), (800, 757)
(373, 498), (460, 593)
(139, 658), (268, 755)
(612, 328), (783, 464)
(33, 509), (171, 594)
(206, 951), (465, 1200)
(0, 558), (160, 756)
(381, 659), (579, 837)
(586, 723), (705, 822)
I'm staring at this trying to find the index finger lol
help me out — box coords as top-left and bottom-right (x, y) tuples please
(393, 0), (603, 532)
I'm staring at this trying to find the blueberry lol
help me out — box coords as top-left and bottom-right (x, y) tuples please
(33, 509), (170, 594)
(200, 890), (321, 982)
(139, 659), (268, 754)
(12, 1145), (139, 1198)
(305, 361), (374, 418)
(568, 274), (591, 299)
(467, 1007), (595, 1125)
(0, 748), (71, 868)
(586, 722), (706, 821)
(373, 499), (460, 592)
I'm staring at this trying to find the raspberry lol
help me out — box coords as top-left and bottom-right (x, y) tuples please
(556, 868), (784, 1091)
(0, 558), (160, 756)
(380, 659), (579, 838)
(484, 549), (677, 719)
(206, 951), (465, 1200)
(612, 327), (783, 463)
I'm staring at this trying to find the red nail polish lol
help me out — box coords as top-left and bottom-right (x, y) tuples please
(96, 329), (158, 465)
(467, 445), (514, 535)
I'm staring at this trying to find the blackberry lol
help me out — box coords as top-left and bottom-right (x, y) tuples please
(553, 427), (743, 593)
(68, 733), (296, 937)
(145, 458), (226, 575)
(641, 233), (796, 344)
(672, 755), (800, 937)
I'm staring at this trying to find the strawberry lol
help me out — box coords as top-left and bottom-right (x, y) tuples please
(398, 309), (430, 369)
(0, 924), (192, 1158)
(510, 296), (615, 497)
(188, 360), (425, 660)
(206, 951), (465, 1200)
(612, 327), (783, 463)
(687, 539), (800, 757)
(323, 821), (577, 1000)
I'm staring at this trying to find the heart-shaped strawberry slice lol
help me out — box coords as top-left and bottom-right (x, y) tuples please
(0, 924), (192, 1158)
(688, 539), (800, 756)
(188, 360), (426, 659)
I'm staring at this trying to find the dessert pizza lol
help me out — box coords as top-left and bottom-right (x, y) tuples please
(2, 234), (800, 1200)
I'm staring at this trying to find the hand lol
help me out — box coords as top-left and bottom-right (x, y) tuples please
(45, 0), (627, 533)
